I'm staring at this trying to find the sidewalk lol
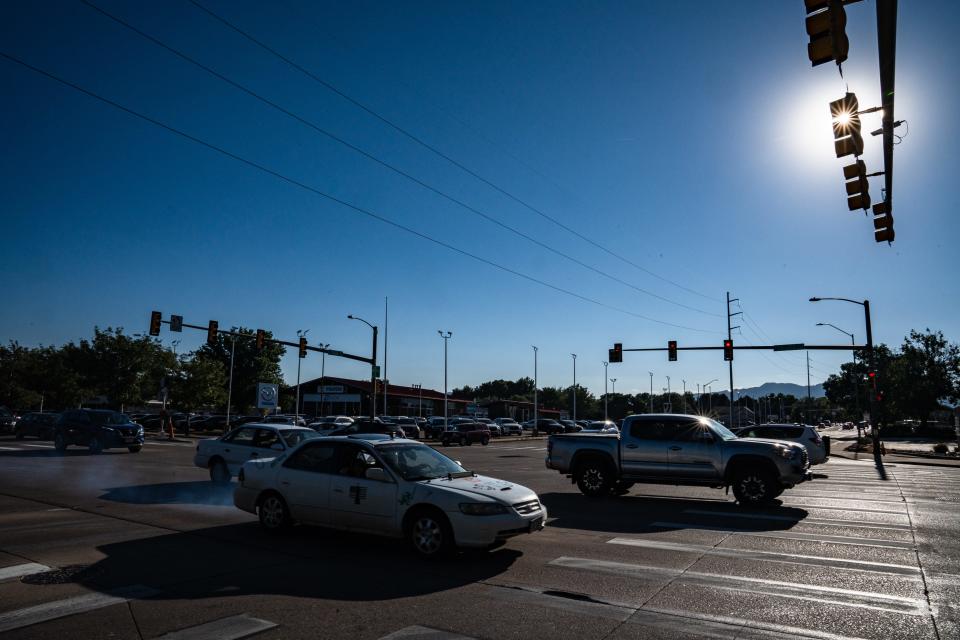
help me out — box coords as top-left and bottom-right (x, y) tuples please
(831, 447), (960, 468)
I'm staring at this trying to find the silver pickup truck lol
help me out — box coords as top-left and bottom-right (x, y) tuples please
(546, 414), (810, 505)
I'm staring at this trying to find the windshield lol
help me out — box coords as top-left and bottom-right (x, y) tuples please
(280, 429), (321, 447)
(90, 411), (133, 425)
(378, 443), (468, 481)
(703, 418), (738, 441)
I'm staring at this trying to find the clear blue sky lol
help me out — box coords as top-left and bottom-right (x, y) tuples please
(2, 0), (958, 399)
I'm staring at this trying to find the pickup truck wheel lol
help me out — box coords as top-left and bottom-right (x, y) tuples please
(127, 445), (142, 453)
(459, 436), (467, 446)
(87, 437), (104, 455)
(732, 469), (778, 506)
(480, 436), (490, 446)
(576, 460), (613, 497)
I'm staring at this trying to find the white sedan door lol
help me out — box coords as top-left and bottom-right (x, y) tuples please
(219, 427), (260, 474)
(328, 444), (398, 533)
(276, 442), (337, 525)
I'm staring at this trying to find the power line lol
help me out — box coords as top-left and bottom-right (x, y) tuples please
(186, 0), (721, 304)
(0, 50), (722, 336)
(81, 0), (721, 318)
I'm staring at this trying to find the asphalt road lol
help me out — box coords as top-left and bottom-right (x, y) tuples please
(0, 433), (958, 640)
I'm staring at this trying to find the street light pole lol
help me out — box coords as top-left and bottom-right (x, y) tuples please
(648, 372), (654, 412)
(532, 346), (538, 428)
(571, 353), (577, 423)
(412, 384), (422, 418)
(439, 331), (452, 426)
(666, 376), (671, 413)
(603, 361), (609, 421)
(702, 378), (718, 417)
(315, 342), (329, 418)
(810, 297), (881, 464)
(682, 379), (687, 413)
(610, 378), (617, 395)
(347, 315), (378, 422)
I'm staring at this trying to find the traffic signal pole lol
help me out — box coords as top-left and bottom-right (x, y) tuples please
(864, 299), (882, 464)
(727, 292), (741, 428)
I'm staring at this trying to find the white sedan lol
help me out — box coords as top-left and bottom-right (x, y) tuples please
(234, 434), (546, 557)
(194, 424), (320, 482)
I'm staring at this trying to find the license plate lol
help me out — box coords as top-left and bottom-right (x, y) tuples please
(529, 517), (543, 532)
(123, 437), (137, 443)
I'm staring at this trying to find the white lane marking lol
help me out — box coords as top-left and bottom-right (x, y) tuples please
(378, 625), (478, 639)
(496, 446), (540, 451)
(144, 441), (193, 447)
(19, 443), (54, 448)
(641, 606), (872, 640)
(785, 493), (905, 504)
(781, 503), (906, 515)
(46, 508), (70, 512)
(0, 585), (158, 634)
(0, 446), (20, 450)
(682, 509), (913, 531)
(0, 563), (50, 582)
(606, 538), (920, 576)
(157, 613), (278, 639)
(550, 557), (927, 616)
(649, 522), (915, 550)
(483, 584), (633, 622)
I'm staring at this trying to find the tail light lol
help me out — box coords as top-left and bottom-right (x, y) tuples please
(809, 433), (822, 445)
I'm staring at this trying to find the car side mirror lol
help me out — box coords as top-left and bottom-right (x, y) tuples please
(365, 467), (390, 482)
(271, 443), (284, 451)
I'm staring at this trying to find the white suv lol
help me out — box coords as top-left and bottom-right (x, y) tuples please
(735, 423), (829, 464)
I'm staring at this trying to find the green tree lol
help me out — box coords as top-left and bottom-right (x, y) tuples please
(169, 353), (227, 413)
(81, 327), (175, 408)
(195, 328), (285, 414)
(886, 329), (960, 425)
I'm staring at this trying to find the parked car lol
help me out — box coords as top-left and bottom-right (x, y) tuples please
(546, 414), (810, 505)
(558, 420), (582, 433)
(194, 424), (320, 482)
(440, 422), (491, 446)
(53, 409), (145, 454)
(392, 417), (422, 439)
(580, 420), (619, 434)
(234, 435), (546, 557)
(14, 412), (60, 440)
(530, 419), (564, 435)
(734, 423), (829, 465)
(475, 418), (500, 436)
(494, 418), (523, 436)
(1, 406), (20, 434)
(328, 419), (404, 439)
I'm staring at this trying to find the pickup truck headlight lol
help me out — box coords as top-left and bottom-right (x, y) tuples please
(459, 502), (508, 516)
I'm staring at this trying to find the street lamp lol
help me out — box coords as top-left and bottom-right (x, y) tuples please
(347, 315), (378, 422)
(571, 353), (577, 423)
(295, 329), (309, 422)
(666, 376), (671, 413)
(810, 297), (880, 463)
(532, 346), (538, 428)
(316, 342), (330, 418)
(682, 379), (687, 414)
(610, 378), (617, 395)
(602, 361), (609, 421)
(816, 321), (861, 443)
(703, 378), (718, 415)
(439, 331), (452, 426)
(648, 372), (654, 412)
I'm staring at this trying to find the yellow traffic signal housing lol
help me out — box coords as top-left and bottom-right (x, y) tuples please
(805, 0), (849, 67)
(843, 160), (871, 211)
(830, 93), (863, 158)
(206, 320), (218, 346)
(872, 201), (894, 243)
(299, 337), (308, 358)
(256, 329), (265, 351)
(149, 311), (162, 336)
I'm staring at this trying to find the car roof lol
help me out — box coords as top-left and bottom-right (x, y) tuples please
(237, 423), (313, 431)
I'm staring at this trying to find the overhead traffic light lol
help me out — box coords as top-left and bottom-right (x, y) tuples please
(169, 314), (183, 333)
(805, 0), (849, 67)
(872, 201), (894, 243)
(299, 336), (308, 358)
(149, 311), (162, 336)
(256, 329), (265, 351)
(609, 343), (623, 363)
(723, 339), (734, 361)
(668, 340), (677, 362)
(843, 160), (871, 211)
(830, 93), (863, 158)
(206, 320), (218, 346)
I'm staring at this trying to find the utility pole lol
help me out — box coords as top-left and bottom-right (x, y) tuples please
(226, 335), (236, 427)
(603, 361), (609, 421)
(383, 297), (388, 416)
(807, 351), (812, 403)
(682, 379), (687, 413)
(533, 346), (539, 429)
(571, 353), (577, 423)
(439, 331), (452, 426)
(727, 292), (741, 427)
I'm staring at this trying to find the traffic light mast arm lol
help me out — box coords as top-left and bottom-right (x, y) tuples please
(618, 344), (866, 352)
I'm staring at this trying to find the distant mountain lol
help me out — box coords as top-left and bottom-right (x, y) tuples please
(734, 382), (825, 399)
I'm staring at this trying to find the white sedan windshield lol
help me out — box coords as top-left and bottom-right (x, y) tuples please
(378, 443), (469, 481)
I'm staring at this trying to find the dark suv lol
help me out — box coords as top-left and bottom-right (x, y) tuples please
(440, 422), (491, 447)
(54, 409), (145, 454)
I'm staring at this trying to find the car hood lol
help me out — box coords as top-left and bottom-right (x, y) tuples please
(419, 474), (538, 505)
(730, 437), (804, 451)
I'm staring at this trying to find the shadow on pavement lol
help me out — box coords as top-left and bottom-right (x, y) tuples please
(99, 481), (234, 506)
(77, 522), (520, 601)
(539, 491), (809, 534)
(0, 449), (114, 458)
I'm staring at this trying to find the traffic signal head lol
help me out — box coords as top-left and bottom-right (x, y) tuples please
(830, 93), (863, 158)
(609, 343), (623, 363)
(805, 0), (849, 67)
(299, 336), (307, 359)
(843, 160), (871, 211)
(668, 340), (678, 362)
(149, 311), (162, 337)
(256, 329), (265, 351)
(723, 339), (733, 361)
(872, 201), (894, 243)
(169, 314), (183, 332)
(206, 320), (218, 346)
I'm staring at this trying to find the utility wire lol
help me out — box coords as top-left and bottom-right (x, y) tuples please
(0, 50), (722, 336)
(82, 0), (721, 318)
(186, 0), (722, 304)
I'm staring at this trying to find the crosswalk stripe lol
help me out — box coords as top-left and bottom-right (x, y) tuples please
(648, 521), (915, 549)
(0, 563), (50, 582)
(0, 446), (20, 450)
(20, 443), (54, 448)
(606, 537), (920, 576)
(681, 509), (913, 531)
(378, 625), (478, 640)
(549, 556), (927, 615)
(0, 585), (158, 634)
(157, 613), (277, 639)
